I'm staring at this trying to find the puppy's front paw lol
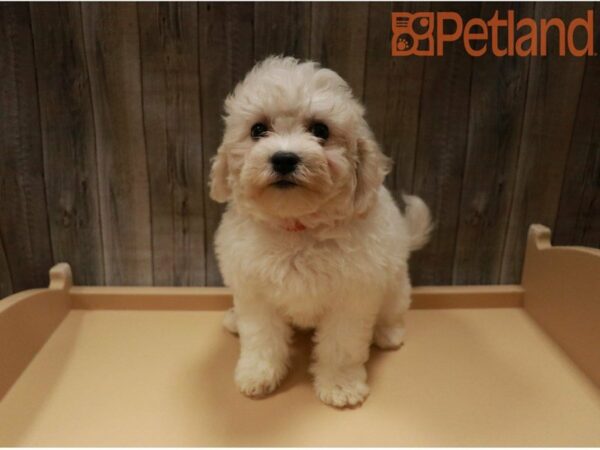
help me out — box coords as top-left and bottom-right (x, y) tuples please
(313, 365), (369, 408)
(373, 323), (405, 349)
(235, 356), (288, 398)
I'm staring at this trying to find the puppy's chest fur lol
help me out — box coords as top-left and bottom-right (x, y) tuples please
(216, 211), (388, 327)
(251, 234), (349, 326)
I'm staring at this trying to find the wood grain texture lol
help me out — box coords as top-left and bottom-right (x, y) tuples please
(30, 3), (105, 286)
(452, 3), (532, 284)
(363, 2), (426, 197)
(0, 3), (598, 294)
(199, 2), (255, 285)
(500, 3), (589, 283)
(409, 3), (480, 285)
(254, 2), (311, 60)
(0, 235), (12, 298)
(0, 4), (54, 292)
(138, 3), (206, 286)
(310, 2), (369, 99)
(554, 4), (600, 249)
(81, 3), (153, 285)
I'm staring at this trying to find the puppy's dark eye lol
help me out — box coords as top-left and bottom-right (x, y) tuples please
(251, 123), (268, 139)
(310, 122), (329, 141)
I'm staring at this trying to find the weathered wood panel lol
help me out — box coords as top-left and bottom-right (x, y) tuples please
(0, 4), (54, 291)
(363, 2), (426, 198)
(254, 2), (311, 60)
(0, 2), (598, 294)
(452, 3), (532, 284)
(409, 3), (480, 285)
(310, 3), (369, 99)
(30, 3), (105, 286)
(81, 3), (153, 285)
(500, 3), (589, 283)
(138, 3), (207, 286)
(198, 2), (255, 285)
(554, 4), (600, 249)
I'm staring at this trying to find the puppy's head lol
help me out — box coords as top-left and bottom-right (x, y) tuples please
(209, 56), (390, 223)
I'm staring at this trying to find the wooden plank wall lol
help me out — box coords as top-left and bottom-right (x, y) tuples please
(0, 2), (598, 295)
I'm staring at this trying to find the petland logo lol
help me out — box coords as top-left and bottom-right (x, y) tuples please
(391, 10), (595, 56)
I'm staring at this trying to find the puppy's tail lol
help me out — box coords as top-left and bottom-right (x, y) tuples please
(403, 194), (433, 252)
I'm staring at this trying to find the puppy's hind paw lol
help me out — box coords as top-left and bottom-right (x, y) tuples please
(373, 323), (405, 350)
(222, 307), (238, 334)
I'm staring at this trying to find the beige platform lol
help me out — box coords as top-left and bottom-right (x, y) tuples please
(0, 225), (599, 446)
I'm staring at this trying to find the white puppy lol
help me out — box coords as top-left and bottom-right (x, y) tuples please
(209, 56), (431, 408)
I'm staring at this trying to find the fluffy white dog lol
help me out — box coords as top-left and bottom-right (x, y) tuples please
(209, 56), (431, 407)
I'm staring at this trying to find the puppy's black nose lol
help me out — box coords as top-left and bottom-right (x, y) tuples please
(271, 151), (300, 175)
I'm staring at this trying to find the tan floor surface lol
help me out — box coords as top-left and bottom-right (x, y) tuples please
(1, 308), (599, 446)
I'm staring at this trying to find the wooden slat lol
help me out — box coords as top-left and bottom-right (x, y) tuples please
(199, 2), (255, 285)
(254, 3), (311, 61)
(554, 3), (600, 249)
(29, 3), (105, 286)
(409, 3), (480, 286)
(0, 4), (54, 292)
(0, 235), (12, 298)
(310, 3), (369, 99)
(500, 3), (589, 283)
(138, 3), (206, 286)
(81, 3), (153, 286)
(363, 2), (427, 198)
(453, 3), (532, 284)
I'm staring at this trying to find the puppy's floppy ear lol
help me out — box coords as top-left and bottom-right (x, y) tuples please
(354, 130), (391, 215)
(209, 144), (231, 203)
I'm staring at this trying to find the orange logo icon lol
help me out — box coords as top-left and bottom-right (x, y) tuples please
(392, 12), (435, 56)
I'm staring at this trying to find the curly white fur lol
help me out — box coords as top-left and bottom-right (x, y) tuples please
(209, 56), (431, 407)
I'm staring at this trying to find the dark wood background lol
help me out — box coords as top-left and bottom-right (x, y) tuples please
(0, 2), (598, 296)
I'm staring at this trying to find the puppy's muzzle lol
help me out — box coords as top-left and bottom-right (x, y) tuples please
(271, 151), (300, 175)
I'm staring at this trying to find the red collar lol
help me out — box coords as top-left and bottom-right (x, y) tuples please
(281, 219), (307, 232)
